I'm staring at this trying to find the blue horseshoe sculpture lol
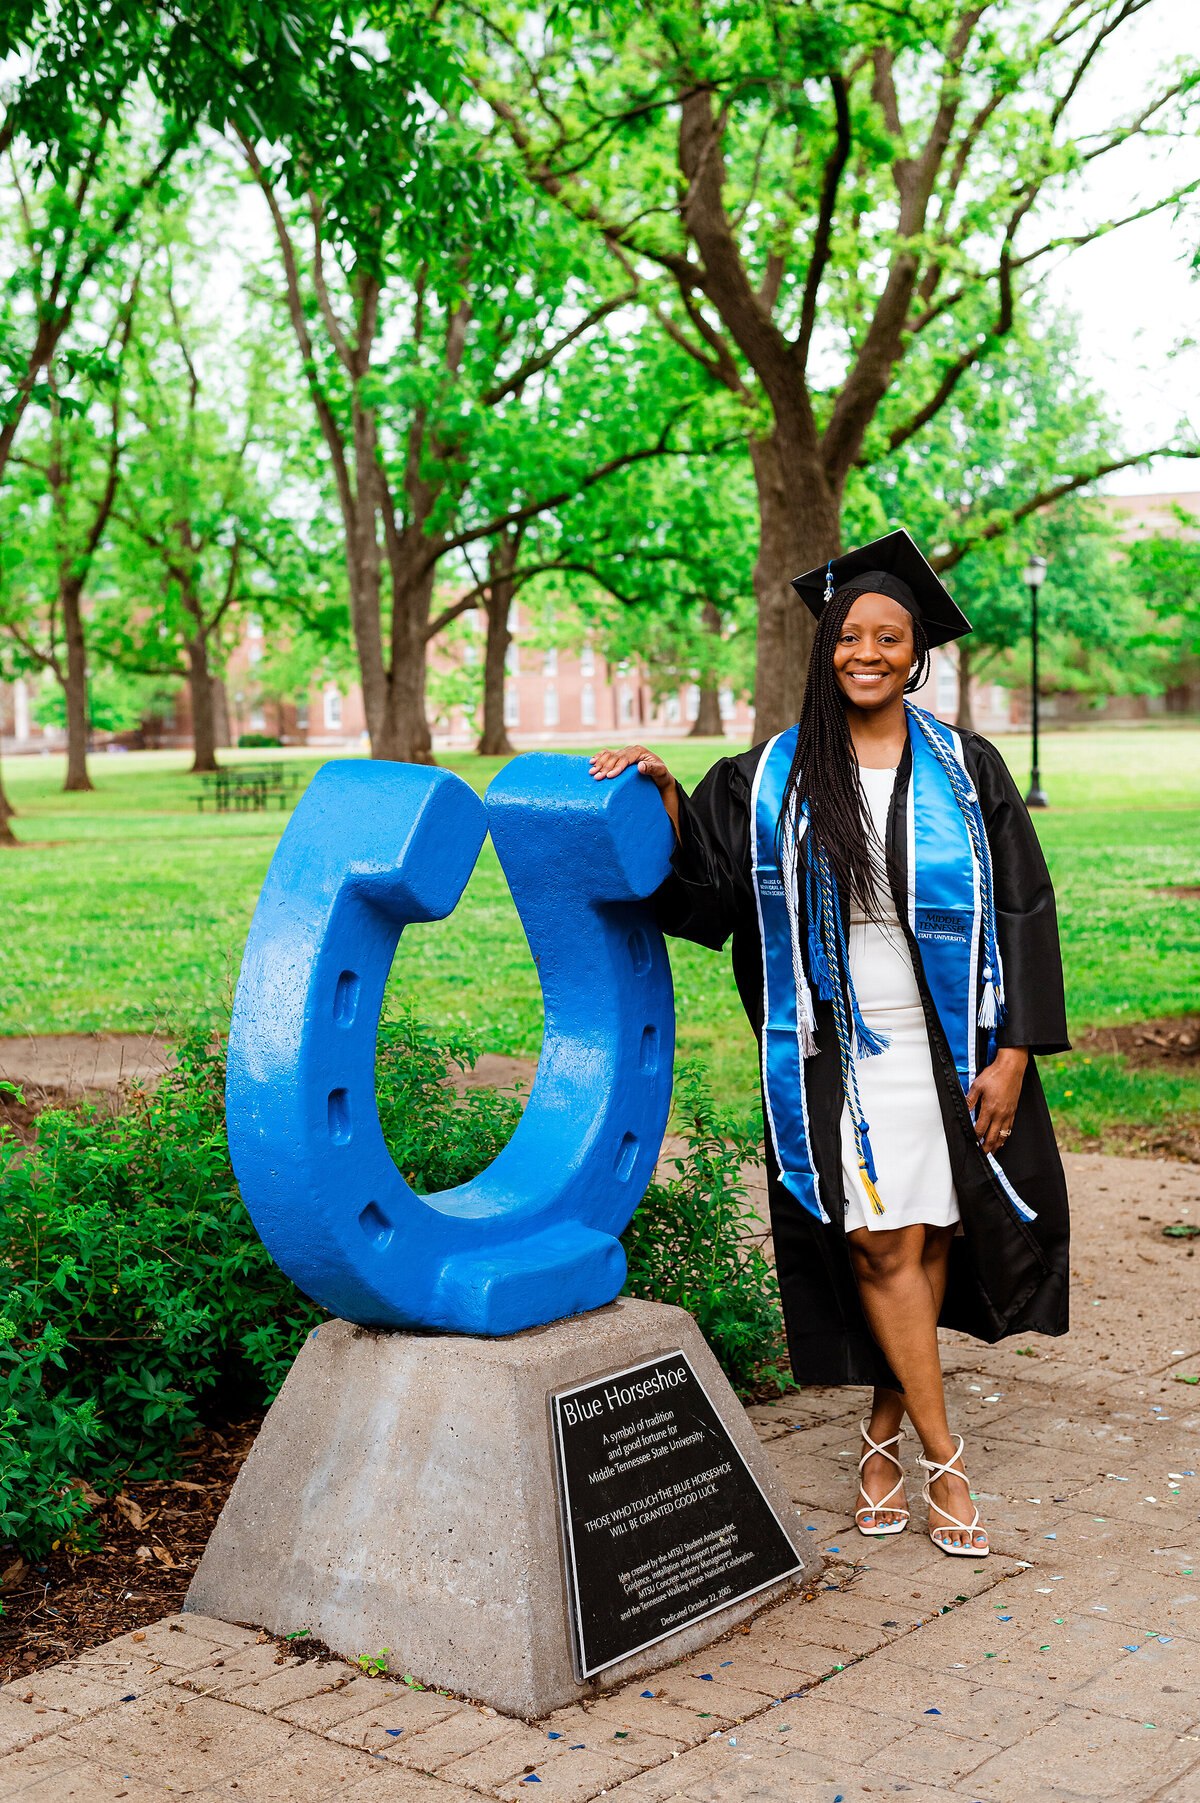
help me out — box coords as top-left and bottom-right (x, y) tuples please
(225, 754), (676, 1336)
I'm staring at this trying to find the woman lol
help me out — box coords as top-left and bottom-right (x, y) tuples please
(591, 530), (1069, 1557)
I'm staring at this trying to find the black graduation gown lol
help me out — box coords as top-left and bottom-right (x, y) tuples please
(654, 731), (1071, 1388)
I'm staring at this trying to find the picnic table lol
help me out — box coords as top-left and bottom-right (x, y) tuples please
(194, 765), (302, 813)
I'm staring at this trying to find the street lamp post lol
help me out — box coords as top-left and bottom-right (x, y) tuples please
(1023, 554), (1049, 809)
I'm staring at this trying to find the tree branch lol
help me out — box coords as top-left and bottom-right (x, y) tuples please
(237, 130), (358, 531)
(822, 7), (984, 482)
(308, 193), (358, 377)
(795, 72), (851, 373)
(481, 289), (637, 407)
(425, 582), (488, 641)
(436, 410), (696, 560)
(933, 444), (1200, 572)
(885, 250), (1015, 455)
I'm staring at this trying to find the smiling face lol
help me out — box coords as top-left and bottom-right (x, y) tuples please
(832, 591), (916, 712)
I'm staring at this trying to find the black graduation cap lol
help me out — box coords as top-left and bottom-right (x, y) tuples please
(791, 528), (972, 648)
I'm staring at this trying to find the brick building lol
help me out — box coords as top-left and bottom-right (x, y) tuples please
(2, 591), (1012, 756)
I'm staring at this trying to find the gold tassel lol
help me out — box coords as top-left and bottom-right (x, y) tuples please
(859, 1161), (886, 1216)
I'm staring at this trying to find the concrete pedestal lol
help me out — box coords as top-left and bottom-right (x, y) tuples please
(186, 1298), (804, 1719)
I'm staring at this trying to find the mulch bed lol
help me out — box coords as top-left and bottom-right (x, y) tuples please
(0, 1420), (260, 1684)
(0, 1085), (70, 1146)
(0, 1083), (120, 1146)
(1076, 1014), (1200, 1067)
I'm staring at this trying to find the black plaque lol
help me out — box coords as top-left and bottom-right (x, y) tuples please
(552, 1349), (802, 1677)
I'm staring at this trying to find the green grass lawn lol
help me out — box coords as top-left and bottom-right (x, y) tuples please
(1, 728), (1197, 1145)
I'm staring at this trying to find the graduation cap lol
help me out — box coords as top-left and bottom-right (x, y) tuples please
(791, 528), (972, 648)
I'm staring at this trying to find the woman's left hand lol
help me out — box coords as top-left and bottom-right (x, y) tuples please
(966, 1047), (1029, 1157)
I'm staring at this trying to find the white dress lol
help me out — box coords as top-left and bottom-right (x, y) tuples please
(839, 765), (960, 1236)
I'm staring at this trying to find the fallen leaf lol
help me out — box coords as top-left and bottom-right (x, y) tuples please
(0, 1559), (27, 1595)
(113, 1493), (146, 1531)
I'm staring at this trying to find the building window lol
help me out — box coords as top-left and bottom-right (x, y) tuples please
(505, 642), (519, 676)
(580, 645), (595, 678)
(296, 703), (309, 730)
(542, 646), (558, 677)
(509, 601), (520, 633)
(936, 655), (957, 714)
(463, 642), (479, 666)
(249, 706), (266, 732)
(543, 684), (559, 726)
(685, 684), (700, 722)
(248, 641), (262, 664)
(719, 687), (735, 720)
(324, 688), (342, 730)
(618, 686), (634, 725)
(504, 687), (520, 728)
(580, 682), (595, 726)
(664, 694), (681, 724)
(247, 614), (263, 639)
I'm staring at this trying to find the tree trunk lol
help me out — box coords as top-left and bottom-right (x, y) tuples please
(348, 397), (393, 754)
(212, 675), (233, 748)
(956, 641), (975, 731)
(376, 557), (435, 764)
(689, 686), (723, 736)
(749, 431), (837, 741)
(61, 576), (94, 791)
(0, 739), (16, 846)
(185, 628), (219, 773)
(478, 538), (518, 756)
(688, 599), (725, 737)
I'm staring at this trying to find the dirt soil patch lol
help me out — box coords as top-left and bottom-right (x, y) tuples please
(1075, 1014), (1200, 1066)
(1057, 1116), (1200, 1163)
(0, 1419), (262, 1686)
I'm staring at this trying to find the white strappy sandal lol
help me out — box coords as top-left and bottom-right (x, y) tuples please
(855, 1420), (909, 1537)
(918, 1436), (989, 1557)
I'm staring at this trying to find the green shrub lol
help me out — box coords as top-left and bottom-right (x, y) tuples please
(621, 1064), (788, 1396)
(236, 733), (282, 748)
(0, 1012), (521, 1555)
(375, 1010), (522, 1191)
(0, 1020), (780, 1555)
(0, 1033), (320, 1555)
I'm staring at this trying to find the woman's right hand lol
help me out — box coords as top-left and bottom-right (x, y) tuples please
(589, 745), (680, 836)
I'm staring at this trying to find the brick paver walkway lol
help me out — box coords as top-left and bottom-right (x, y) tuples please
(3, 1151), (1198, 1801)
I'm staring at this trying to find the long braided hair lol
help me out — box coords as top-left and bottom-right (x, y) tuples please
(778, 583), (931, 919)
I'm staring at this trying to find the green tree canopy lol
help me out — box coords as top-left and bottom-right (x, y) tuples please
(471, 0), (1200, 736)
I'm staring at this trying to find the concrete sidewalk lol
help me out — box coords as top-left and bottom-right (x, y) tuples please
(2, 1149), (1199, 1802)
